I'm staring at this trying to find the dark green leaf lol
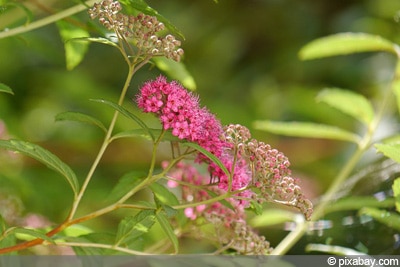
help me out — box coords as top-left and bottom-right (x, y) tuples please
(150, 182), (179, 206)
(0, 140), (79, 196)
(375, 143), (400, 163)
(115, 210), (156, 246)
(57, 20), (90, 70)
(120, 0), (184, 40)
(317, 88), (375, 125)
(393, 178), (400, 212)
(152, 57), (196, 91)
(55, 111), (107, 133)
(253, 121), (360, 143)
(91, 99), (154, 141)
(0, 83), (14, 95)
(155, 210), (178, 253)
(64, 236), (105, 255)
(13, 227), (55, 244)
(106, 171), (146, 204)
(299, 33), (397, 60)
(182, 142), (230, 177)
(359, 207), (400, 232)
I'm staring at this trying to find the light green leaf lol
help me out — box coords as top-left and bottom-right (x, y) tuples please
(253, 121), (360, 143)
(13, 228), (55, 244)
(393, 178), (400, 212)
(317, 88), (375, 125)
(91, 99), (154, 141)
(299, 32), (397, 60)
(110, 129), (180, 142)
(57, 20), (90, 70)
(359, 207), (400, 231)
(392, 63), (400, 114)
(120, 0), (184, 40)
(324, 196), (395, 214)
(251, 209), (298, 227)
(55, 111), (107, 133)
(106, 171), (146, 204)
(70, 37), (120, 49)
(375, 143), (400, 163)
(150, 182), (179, 206)
(0, 140), (79, 197)
(182, 142), (230, 176)
(63, 224), (94, 237)
(115, 210), (156, 246)
(0, 83), (14, 95)
(155, 210), (178, 253)
(306, 243), (366, 255)
(152, 57), (196, 91)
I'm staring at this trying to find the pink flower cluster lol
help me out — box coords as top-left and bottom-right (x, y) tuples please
(136, 76), (226, 158)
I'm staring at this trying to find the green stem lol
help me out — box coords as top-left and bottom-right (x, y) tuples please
(0, 1), (96, 39)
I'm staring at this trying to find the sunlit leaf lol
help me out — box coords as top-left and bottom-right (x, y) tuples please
(13, 228), (55, 244)
(306, 243), (366, 255)
(63, 224), (94, 237)
(70, 37), (120, 49)
(120, 0), (184, 40)
(253, 121), (360, 143)
(393, 178), (400, 212)
(251, 209), (298, 227)
(155, 210), (178, 253)
(150, 182), (179, 206)
(57, 20), (90, 70)
(359, 207), (400, 231)
(299, 33), (397, 60)
(106, 171), (146, 204)
(0, 140), (79, 196)
(0, 83), (14, 95)
(182, 142), (230, 176)
(55, 111), (107, 133)
(91, 99), (154, 141)
(375, 143), (400, 163)
(317, 88), (375, 125)
(152, 57), (196, 91)
(115, 210), (156, 246)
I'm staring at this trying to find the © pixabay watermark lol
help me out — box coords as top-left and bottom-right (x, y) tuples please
(327, 256), (399, 267)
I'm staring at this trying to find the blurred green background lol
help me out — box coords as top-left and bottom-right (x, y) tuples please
(0, 0), (400, 254)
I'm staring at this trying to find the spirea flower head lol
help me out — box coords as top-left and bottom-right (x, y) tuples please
(88, 0), (184, 61)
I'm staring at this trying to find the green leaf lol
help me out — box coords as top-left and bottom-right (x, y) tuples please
(393, 62), (400, 113)
(306, 243), (366, 255)
(152, 57), (196, 91)
(64, 236), (105, 255)
(205, 189), (234, 211)
(91, 99), (154, 141)
(155, 210), (178, 253)
(115, 210), (156, 246)
(110, 128), (180, 142)
(149, 182), (179, 206)
(57, 20), (90, 70)
(299, 32), (397, 60)
(246, 200), (263, 215)
(70, 37), (120, 49)
(120, 0), (185, 40)
(324, 196), (395, 214)
(106, 171), (146, 204)
(0, 83), (14, 95)
(13, 228), (55, 244)
(63, 224), (94, 237)
(182, 142), (230, 176)
(317, 88), (375, 125)
(253, 121), (360, 143)
(251, 209), (298, 227)
(359, 207), (400, 232)
(0, 140), (79, 196)
(55, 111), (107, 133)
(393, 178), (400, 212)
(375, 143), (400, 163)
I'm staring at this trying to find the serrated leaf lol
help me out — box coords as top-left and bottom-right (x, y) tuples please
(13, 228), (55, 244)
(375, 143), (400, 163)
(106, 171), (146, 204)
(91, 99), (154, 141)
(0, 83), (14, 95)
(120, 0), (184, 40)
(57, 20), (90, 70)
(393, 178), (400, 212)
(150, 182), (179, 206)
(253, 121), (360, 143)
(182, 142), (230, 177)
(55, 111), (107, 133)
(0, 140), (79, 196)
(152, 57), (196, 91)
(359, 207), (400, 232)
(299, 32), (397, 60)
(155, 210), (178, 253)
(115, 210), (156, 246)
(317, 88), (375, 125)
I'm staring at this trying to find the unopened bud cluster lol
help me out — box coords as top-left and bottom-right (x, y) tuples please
(88, 0), (184, 61)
